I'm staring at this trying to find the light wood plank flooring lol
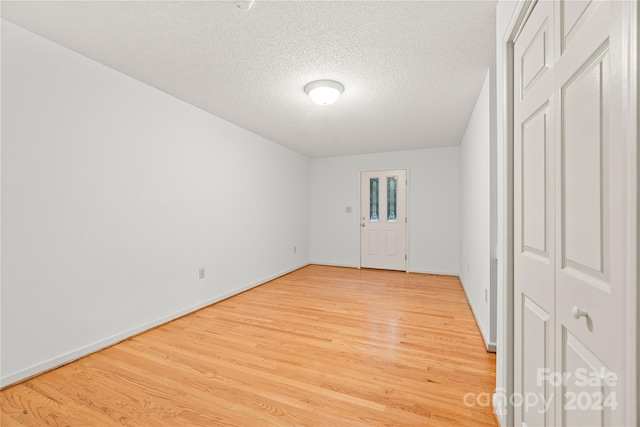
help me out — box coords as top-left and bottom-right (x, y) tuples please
(1, 265), (497, 426)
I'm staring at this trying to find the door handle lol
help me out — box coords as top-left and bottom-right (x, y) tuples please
(571, 306), (589, 319)
(361, 223), (366, 227)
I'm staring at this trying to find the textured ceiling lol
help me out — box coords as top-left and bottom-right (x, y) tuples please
(1, 1), (496, 158)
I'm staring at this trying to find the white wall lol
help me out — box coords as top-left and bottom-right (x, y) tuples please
(0, 20), (310, 387)
(459, 69), (496, 351)
(310, 148), (460, 275)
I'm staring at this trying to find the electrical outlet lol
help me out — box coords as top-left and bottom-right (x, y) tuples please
(199, 268), (205, 279)
(484, 289), (488, 302)
(293, 246), (297, 253)
(345, 206), (352, 213)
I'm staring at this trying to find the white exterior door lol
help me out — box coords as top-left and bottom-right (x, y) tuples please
(360, 169), (406, 271)
(514, 1), (632, 425)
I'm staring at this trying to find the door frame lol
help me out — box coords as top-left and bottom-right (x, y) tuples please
(499, 1), (637, 426)
(359, 168), (409, 271)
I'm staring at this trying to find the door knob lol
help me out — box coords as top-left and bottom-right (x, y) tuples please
(361, 223), (366, 227)
(571, 306), (588, 319)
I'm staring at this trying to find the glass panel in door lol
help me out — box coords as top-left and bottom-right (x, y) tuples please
(387, 176), (397, 222)
(370, 178), (379, 222)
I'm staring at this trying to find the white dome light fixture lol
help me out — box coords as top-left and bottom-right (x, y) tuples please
(234, 0), (255, 11)
(304, 80), (345, 106)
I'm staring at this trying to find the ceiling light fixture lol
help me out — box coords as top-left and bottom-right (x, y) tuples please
(234, 0), (255, 11)
(304, 80), (344, 106)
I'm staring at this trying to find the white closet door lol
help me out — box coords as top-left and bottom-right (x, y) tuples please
(513, 1), (632, 425)
(554, 1), (626, 425)
(513, 1), (556, 424)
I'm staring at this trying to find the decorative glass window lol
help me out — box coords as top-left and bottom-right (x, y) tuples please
(370, 178), (379, 222)
(387, 176), (398, 222)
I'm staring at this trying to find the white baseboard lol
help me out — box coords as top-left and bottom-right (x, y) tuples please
(309, 262), (459, 277)
(309, 261), (360, 269)
(459, 277), (497, 352)
(0, 263), (309, 388)
(407, 268), (459, 276)
(493, 392), (507, 427)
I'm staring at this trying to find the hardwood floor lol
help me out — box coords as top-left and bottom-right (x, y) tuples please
(1, 265), (497, 426)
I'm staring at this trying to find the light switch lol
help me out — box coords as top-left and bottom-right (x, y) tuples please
(345, 207), (352, 213)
